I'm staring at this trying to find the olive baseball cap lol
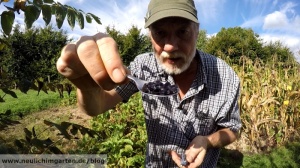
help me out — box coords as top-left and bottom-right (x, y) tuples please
(144, 0), (199, 28)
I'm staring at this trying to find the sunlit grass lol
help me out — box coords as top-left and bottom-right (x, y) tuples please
(0, 89), (74, 119)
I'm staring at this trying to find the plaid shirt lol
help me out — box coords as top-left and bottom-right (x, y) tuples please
(116, 50), (241, 168)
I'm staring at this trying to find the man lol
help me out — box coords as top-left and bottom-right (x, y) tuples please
(56, 0), (242, 167)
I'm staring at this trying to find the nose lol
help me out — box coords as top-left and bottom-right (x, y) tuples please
(163, 35), (179, 52)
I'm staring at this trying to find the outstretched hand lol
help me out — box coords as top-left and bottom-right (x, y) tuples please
(56, 32), (127, 91)
(170, 135), (209, 168)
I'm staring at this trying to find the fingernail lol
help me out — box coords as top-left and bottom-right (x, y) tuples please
(112, 68), (126, 83)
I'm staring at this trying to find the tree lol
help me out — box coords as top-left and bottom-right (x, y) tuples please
(196, 29), (207, 51)
(205, 27), (265, 64)
(0, 0), (101, 35)
(106, 25), (151, 66)
(0, 24), (69, 86)
(262, 41), (297, 68)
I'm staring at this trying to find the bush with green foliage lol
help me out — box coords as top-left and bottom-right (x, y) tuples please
(0, 24), (69, 88)
(75, 93), (147, 167)
(203, 27), (297, 65)
(106, 25), (151, 66)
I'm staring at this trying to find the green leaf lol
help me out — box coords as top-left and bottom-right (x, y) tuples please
(1, 11), (15, 35)
(41, 4), (52, 25)
(18, 79), (32, 94)
(33, 0), (43, 6)
(76, 11), (84, 29)
(85, 14), (92, 23)
(44, 0), (54, 4)
(67, 8), (76, 30)
(0, 43), (5, 50)
(87, 13), (101, 24)
(124, 144), (133, 152)
(24, 5), (41, 29)
(54, 4), (67, 29)
(51, 4), (55, 15)
(119, 139), (133, 145)
(2, 88), (17, 98)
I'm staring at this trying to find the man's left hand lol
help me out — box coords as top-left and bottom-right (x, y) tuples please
(170, 135), (209, 168)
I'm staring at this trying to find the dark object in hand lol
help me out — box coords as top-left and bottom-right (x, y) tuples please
(141, 80), (177, 95)
(181, 153), (188, 166)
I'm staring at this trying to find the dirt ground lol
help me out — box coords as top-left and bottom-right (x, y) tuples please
(0, 106), (93, 153)
(0, 105), (253, 154)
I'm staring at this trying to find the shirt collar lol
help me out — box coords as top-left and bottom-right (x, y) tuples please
(183, 50), (207, 99)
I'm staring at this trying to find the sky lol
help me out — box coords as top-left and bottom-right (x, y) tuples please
(1, 0), (300, 62)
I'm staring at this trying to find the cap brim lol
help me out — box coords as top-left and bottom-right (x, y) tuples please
(145, 9), (199, 28)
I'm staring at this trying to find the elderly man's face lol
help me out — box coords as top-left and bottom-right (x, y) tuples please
(149, 17), (199, 75)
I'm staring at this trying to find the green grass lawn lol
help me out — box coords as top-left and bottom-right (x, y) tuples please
(0, 89), (75, 119)
(218, 141), (300, 168)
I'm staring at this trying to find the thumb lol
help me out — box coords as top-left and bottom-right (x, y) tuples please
(169, 150), (186, 167)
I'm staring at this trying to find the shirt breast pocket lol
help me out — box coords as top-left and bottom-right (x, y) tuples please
(183, 109), (216, 137)
(196, 110), (216, 135)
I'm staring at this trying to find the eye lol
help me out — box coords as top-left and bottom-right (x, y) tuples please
(154, 30), (166, 37)
(177, 28), (191, 39)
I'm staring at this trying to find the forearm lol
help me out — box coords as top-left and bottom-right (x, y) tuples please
(76, 88), (122, 116)
(206, 128), (238, 148)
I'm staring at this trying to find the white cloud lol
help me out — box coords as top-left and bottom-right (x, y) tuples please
(241, 16), (264, 28)
(71, 0), (148, 34)
(261, 33), (300, 62)
(260, 1), (300, 63)
(262, 2), (300, 34)
(263, 11), (289, 29)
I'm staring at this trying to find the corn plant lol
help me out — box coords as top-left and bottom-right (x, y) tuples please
(234, 55), (300, 153)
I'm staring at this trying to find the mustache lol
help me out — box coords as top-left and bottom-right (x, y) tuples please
(160, 51), (185, 59)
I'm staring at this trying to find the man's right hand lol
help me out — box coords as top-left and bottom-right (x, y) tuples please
(56, 32), (128, 91)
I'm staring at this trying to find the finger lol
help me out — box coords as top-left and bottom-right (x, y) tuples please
(76, 35), (116, 90)
(58, 44), (102, 90)
(169, 151), (185, 168)
(189, 149), (206, 167)
(57, 43), (87, 79)
(185, 146), (199, 163)
(94, 33), (127, 83)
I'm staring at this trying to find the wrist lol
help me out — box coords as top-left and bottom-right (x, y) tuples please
(206, 135), (214, 149)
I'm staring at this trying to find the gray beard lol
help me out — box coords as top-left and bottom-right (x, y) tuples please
(155, 50), (196, 75)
